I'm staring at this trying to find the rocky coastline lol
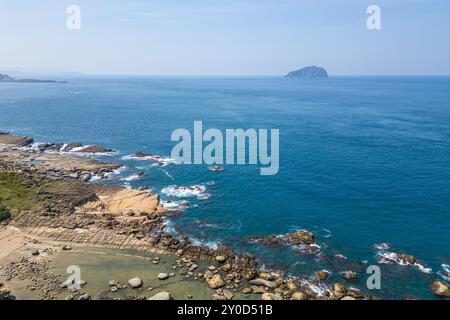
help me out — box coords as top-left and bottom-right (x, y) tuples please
(0, 132), (448, 300)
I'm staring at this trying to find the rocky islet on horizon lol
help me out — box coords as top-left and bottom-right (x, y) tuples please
(0, 73), (67, 84)
(285, 66), (328, 79)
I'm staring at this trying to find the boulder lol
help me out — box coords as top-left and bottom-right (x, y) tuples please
(283, 230), (315, 245)
(432, 281), (450, 298)
(315, 270), (330, 281)
(223, 290), (234, 300)
(249, 278), (278, 289)
(78, 294), (91, 300)
(331, 283), (347, 300)
(215, 255), (226, 263)
(261, 293), (282, 300)
(133, 152), (151, 158)
(343, 271), (358, 282)
(158, 273), (169, 280)
(212, 293), (227, 300)
(128, 277), (143, 289)
(79, 145), (113, 153)
(148, 291), (171, 300)
(206, 274), (225, 289)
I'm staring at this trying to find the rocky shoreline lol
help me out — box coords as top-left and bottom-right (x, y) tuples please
(0, 132), (448, 300)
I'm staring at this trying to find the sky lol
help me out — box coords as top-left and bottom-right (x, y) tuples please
(1, 0), (450, 76)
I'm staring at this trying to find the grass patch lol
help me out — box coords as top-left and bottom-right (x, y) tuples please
(0, 172), (43, 212)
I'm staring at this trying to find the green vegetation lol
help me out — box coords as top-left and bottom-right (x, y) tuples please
(0, 203), (10, 221)
(0, 172), (42, 212)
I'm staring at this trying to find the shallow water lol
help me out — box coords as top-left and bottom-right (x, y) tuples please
(1, 76), (449, 299)
(50, 247), (231, 300)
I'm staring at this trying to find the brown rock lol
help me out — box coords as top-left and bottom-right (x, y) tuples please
(206, 274), (225, 289)
(315, 270), (330, 281)
(432, 281), (450, 298)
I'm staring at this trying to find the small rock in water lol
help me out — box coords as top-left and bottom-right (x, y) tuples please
(212, 293), (227, 300)
(62, 245), (72, 251)
(158, 273), (169, 280)
(109, 280), (119, 287)
(223, 290), (234, 300)
(128, 277), (143, 289)
(343, 271), (358, 282)
(148, 291), (171, 300)
(315, 270), (330, 281)
(78, 294), (91, 300)
(206, 274), (226, 289)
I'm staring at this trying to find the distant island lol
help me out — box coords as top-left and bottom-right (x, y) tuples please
(285, 66), (328, 79)
(0, 73), (67, 83)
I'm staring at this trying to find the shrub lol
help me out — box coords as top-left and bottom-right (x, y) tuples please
(0, 203), (11, 221)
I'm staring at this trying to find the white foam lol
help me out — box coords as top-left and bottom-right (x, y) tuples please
(377, 251), (432, 274)
(160, 169), (174, 181)
(121, 173), (142, 182)
(438, 264), (450, 282)
(122, 153), (178, 167)
(163, 219), (179, 236)
(300, 279), (331, 297)
(161, 184), (210, 200)
(374, 243), (391, 250)
(334, 253), (348, 260)
(188, 237), (219, 250)
(160, 199), (190, 211)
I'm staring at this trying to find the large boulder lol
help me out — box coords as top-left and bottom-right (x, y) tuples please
(249, 278), (278, 289)
(148, 291), (171, 300)
(432, 281), (450, 298)
(206, 274), (225, 289)
(283, 230), (315, 245)
(128, 277), (143, 289)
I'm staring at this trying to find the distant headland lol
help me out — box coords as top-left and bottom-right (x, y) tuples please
(285, 66), (328, 79)
(0, 73), (67, 83)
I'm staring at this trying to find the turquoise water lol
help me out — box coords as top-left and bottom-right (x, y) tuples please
(1, 76), (449, 299)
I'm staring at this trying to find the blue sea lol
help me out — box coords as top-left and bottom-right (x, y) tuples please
(1, 76), (449, 299)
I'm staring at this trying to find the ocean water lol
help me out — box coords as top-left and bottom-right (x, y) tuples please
(1, 76), (449, 299)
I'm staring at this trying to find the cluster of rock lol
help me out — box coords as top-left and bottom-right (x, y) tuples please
(0, 147), (121, 183)
(0, 253), (64, 300)
(250, 230), (319, 254)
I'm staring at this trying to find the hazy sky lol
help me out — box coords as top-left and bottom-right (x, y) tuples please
(1, 0), (450, 76)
